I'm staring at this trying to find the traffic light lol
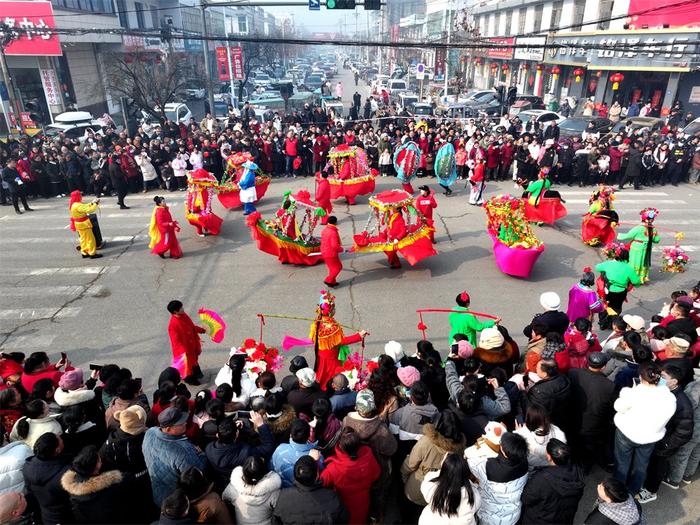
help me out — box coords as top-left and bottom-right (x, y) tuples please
(507, 86), (517, 106)
(495, 85), (505, 104)
(25, 99), (43, 125)
(327, 0), (356, 9)
(364, 0), (381, 9)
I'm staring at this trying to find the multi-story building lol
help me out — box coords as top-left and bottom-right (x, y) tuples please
(468, 0), (700, 115)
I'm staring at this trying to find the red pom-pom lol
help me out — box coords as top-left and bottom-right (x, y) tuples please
(583, 266), (592, 273)
(417, 322), (427, 331)
(366, 361), (379, 374)
(243, 338), (256, 348)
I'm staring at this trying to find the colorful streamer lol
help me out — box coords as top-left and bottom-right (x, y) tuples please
(198, 308), (227, 343)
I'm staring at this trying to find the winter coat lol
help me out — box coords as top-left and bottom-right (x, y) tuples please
(320, 446), (380, 524)
(389, 403), (439, 441)
(470, 455), (528, 525)
(520, 464), (585, 524)
(445, 361), (511, 418)
(142, 427), (207, 507)
(265, 405), (296, 446)
(568, 368), (615, 438)
(329, 389), (357, 420)
(287, 385), (328, 418)
(104, 395), (151, 431)
(10, 414), (62, 448)
(0, 441), (32, 494)
(401, 424), (467, 505)
(205, 424), (275, 490)
(272, 481), (349, 525)
(418, 470), (480, 525)
(614, 384), (676, 445)
(583, 497), (643, 524)
(625, 147), (642, 179)
(223, 467), (281, 525)
(342, 412), (397, 475)
(22, 455), (73, 525)
(523, 310), (570, 338)
(189, 488), (233, 524)
(271, 439), (323, 488)
(655, 387), (694, 456)
(526, 374), (572, 433)
(136, 154), (158, 181)
(61, 469), (137, 524)
(514, 424), (567, 469)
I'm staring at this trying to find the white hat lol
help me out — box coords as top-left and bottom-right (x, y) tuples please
(479, 327), (505, 350)
(295, 367), (317, 388)
(540, 292), (561, 311)
(622, 314), (645, 331)
(483, 421), (507, 445)
(384, 341), (404, 363)
(664, 337), (691, 353)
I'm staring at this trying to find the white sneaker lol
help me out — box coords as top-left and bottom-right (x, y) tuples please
(636, 488), (657, 504)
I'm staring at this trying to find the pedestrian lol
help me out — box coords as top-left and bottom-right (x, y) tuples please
(177, 466), (233, 524)
(584, 477), (644, 525)
(166, 300), (206, 386)
(223, 456), (282, 525)
(107, 153), (129, 209)
(1, 158), (33, 214)
(320, 216), (344, 287)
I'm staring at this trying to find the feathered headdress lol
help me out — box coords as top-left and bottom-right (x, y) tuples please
(640, 207), (659, 223)
(317, 290), (336, 317)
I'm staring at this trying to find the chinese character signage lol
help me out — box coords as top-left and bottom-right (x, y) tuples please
(0, 1), (61, 56)
(486, 37), (514, 59)
(546, 32), (699, 70)
(39, 68), (59, 105)
(216, 46), (230, 81)
(230, 46), (244, 80)
(514, 36), (546, 62)
(216, 46), (244, 81)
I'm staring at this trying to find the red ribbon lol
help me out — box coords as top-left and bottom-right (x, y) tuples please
(256, 313), (266, 343)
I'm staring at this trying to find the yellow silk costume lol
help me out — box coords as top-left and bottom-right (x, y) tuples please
(70, 202), (99, 256)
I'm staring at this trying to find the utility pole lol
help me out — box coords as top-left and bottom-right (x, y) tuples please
(443, 0), (452, 100)
(223, 7), (235, 107)
(0, 22), (23, 134)
(200, 0), (216, 116)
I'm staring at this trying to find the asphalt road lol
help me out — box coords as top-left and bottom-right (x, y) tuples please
(1, 67), (699, 523)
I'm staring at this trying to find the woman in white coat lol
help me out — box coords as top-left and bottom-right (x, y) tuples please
(171, 153), (189, 191)
(223, 457), (281, 525)
(514, 404), (567, 469)
(419, 453), (480, 525)
(136, 151), (160, 192)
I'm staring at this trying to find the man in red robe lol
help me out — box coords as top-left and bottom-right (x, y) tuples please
(315, 171), (332, 225)
(167, 300), (206, 385)
(415, 185), (438, 243)
(321, 216), (343, 287)
(385, 209), (407, 269)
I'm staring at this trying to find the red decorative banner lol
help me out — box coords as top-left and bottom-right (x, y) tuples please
(215, 46), (230, 81)
(486, 37), (515, 59)
(0, 1), (61, 56)
(230, 46), (244, 81)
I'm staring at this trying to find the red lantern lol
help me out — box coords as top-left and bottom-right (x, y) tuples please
(551, 65), (561, 81)
(609, 72), (625, 91)
(521, 63), (530, 71)
(474, 57), (482, 65)
(490, 63), (499, 76)
(573, 67), (585, 82)
(501, 63), (510, 72)
(535, 63), (543, 72)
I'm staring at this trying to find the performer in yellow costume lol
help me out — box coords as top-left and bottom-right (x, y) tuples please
(69, 190), (102, 259)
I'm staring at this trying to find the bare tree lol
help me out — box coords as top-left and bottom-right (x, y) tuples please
(103, 51), (191, 120)
(237, 40), (278, 99)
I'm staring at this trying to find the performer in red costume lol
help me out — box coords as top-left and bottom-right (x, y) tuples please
(166, 300), (206, 385)
(148, 195), (183, 259)
(385, 208), (407, 269)
(315, 171), (332, 225)
(186, 168), (223, 236)
(310, 290), (368, 389)
(415, 185), (438, 243)
(321, 216), (344, 287)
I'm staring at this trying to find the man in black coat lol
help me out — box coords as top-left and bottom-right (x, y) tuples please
(1, 158), (32, 214)
(286, 368), (328, 418)
(618, 140), (642, 190)
(23, 433), (73, 525)
(272, 455), (348, 525)
(520, 439), (585, 524)
(568, 352), (616, 469)
(527, 359), (572, 434)
(523, 292), (570, 338)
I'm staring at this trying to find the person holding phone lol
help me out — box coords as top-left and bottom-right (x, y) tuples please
(20, 351), (71, 393)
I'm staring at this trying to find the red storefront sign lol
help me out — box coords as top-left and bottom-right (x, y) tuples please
(20, 112), (36, 128)
(486, 37), (514, 59)
(0, 1), (61, 56)
(216, 46), (245, 81)
(230, 46), (244, 81)
(435, 48), (446, 77)
(627, 0), (700, 29)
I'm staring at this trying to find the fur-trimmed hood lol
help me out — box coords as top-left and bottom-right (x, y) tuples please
(422, 423), (466, 453)
(229, 466), (282, 502)
(54, 387), (95, 407)
(475, 341), (518, 364)
(266, 404), (295, 434)
(61, 470), (123, 497)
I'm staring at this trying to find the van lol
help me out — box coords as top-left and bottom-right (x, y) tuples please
(397, 93), (419, 112)
(387, 79), (408, 97)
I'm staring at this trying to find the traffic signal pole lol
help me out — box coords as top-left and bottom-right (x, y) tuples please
(200, 0), (216, 118)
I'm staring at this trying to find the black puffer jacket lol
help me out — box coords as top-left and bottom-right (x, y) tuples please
(527, 374), (572, 432)
(656, 388), (694, 456)
(61, 469), (138, 524)
(520, 464), (585, 524)
(272, 481), (348, 525)
(568, 368), (615, 437)
(22, 455), (72, 525)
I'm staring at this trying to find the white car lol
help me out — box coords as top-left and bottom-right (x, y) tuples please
(252, 72), (272, 88)
(516, 110), (566, 129)
(184, 85), (206, 100)
(43, 111), (111, 142)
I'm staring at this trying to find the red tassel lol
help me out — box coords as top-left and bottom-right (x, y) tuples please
(417, 322), (427, 331)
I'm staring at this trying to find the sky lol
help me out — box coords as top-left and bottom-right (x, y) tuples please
(265, 5), (371, 36)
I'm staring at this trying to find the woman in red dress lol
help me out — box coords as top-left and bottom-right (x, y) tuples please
(186, 168), (223, 236)
(149, 195), (183, 259)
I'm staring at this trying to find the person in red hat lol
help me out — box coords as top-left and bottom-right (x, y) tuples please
(415, 186), (437, 243)
(449, 291), (498, 347)
(315, 172), (332, 225)
(185, 169), (223, 236)
(321, 216), (344, 287)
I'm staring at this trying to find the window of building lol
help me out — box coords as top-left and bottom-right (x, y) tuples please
(238, 15), (248, 34)
(518, 8), (526, 34)
(151, 7), (159, 29)
(116, 0), (129, 28)
(504, 10), (512, 36)
(135, 2), (146, 29)
(534, 3), (544, 31)
(551, 1), (563, 29)
(572, 0), (586, 30)
(597, 0), (614, 30)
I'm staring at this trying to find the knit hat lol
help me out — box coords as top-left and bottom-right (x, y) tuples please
(457, 340), (474, 359)
(289, 356), (309, 374)
(622, 314), (645, 331)
(355, 389), (376, 414)
(296, 367), (316, 388)
(397, 366), (420, 388)
(58, 368), (84, 391)
(540, 292), (561, 311)
(0, 359), (23, 381)
(479, 327), (505, 350)
(483, 421), (507, 446)
(384, 341), (404, 363)
(115, 405), (147, 435)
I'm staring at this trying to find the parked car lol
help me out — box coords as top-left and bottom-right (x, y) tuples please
(558, 117), (613, 138)
(184, 83), (206, 100)
(508, 95), (545, 115)
(252, 72), (272, 87)
(304, 74), (325, 90)
(514, 110), (565, 129)
(683, 116), (700, 137)
(43, 111), (111, 142)
(397, 93), (420, 113)
(600, 116), (664, 142)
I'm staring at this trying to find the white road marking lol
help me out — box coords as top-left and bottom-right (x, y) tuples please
(565, 199), (687, 204)
(561, 191), (669, 196)
(6, 235), (147, 244)
(3, 266), (119, 276)
(2, 285), (107, 297)
(0, 307), (81, 320)
(0, 334), (57, 349)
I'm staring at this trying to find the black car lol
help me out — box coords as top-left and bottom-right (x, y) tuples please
(558, 117), (613, 138)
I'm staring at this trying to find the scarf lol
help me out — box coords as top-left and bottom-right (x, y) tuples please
(598, 496), (643, 525)
(542, 339), (566, 360)
(68, 190), (82, 231)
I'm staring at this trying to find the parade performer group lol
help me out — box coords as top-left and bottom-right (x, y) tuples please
(581, 185), (618, 246)
(68, 190), (102, 259)
(186, 168), (223, 237)
(617, 207), (661, 283)
(325, 144), (377, 205)
(393, 141), (421, 195)
(148, 195), (182, 259)
(518, 167), (568, 224)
